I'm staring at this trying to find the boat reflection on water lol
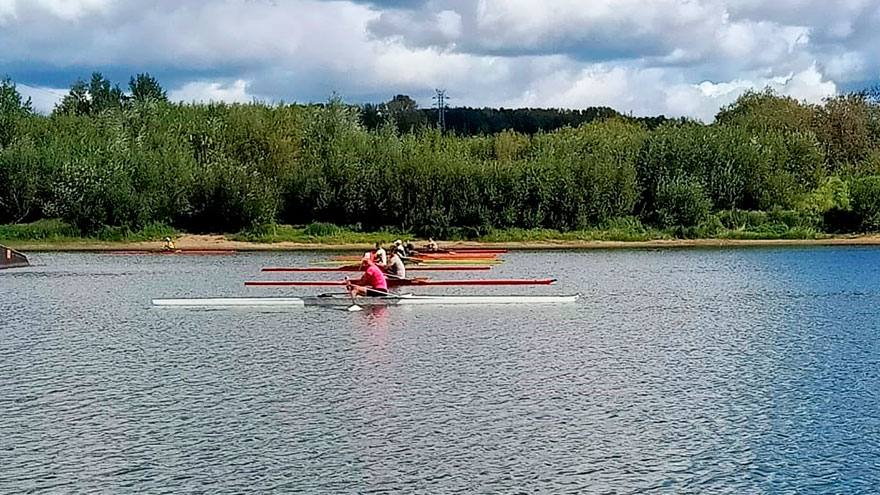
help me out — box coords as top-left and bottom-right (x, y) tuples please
(362, 305), (390, 322)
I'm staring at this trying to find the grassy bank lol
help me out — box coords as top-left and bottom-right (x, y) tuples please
(0, 219), (177, 243)
(0, 216), (836, 250)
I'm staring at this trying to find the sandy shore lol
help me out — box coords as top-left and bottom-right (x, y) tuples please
(8, 233), (880, 252)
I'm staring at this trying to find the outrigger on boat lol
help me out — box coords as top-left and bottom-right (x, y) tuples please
(152, 293), (580, 307)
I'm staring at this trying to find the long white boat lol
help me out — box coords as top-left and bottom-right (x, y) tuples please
(152, 293), (579, 308)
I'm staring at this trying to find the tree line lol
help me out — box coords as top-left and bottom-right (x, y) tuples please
(1, 73), (880, 238)
(359, 94), (678, 136)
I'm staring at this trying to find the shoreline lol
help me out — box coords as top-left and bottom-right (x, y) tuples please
(7, 233), (880, 252)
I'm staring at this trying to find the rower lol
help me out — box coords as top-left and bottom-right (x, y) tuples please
(386, 250), (406, 279)
(393, 239), (407, 258)
(347, 255), (389, 297)
(374, 242), (387, 266)
(426, 238), (438, 251)
(162, 236), (176, 251)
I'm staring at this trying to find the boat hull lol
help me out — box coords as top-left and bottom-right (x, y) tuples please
(153, 294), (580, 307)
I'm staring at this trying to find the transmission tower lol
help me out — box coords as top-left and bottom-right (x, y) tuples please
(433, 89), (449, 131)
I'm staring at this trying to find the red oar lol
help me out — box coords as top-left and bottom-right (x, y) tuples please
(262, 265), (493, 272)
(245, 278), (557, 287)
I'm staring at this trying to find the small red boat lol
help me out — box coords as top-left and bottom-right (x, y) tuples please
(245, 278), (556, 288)
(262, 265), (493, 272)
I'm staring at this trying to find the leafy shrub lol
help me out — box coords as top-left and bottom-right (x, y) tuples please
(850, 176), (880, 231)
(303, 222), (343, 237)
(0, 219), (79, 240)
(653, 177), (712, 227)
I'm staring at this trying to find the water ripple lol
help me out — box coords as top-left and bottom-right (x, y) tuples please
(2, 248), (880, 492)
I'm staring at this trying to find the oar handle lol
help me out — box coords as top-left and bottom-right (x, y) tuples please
(345, 281), (399, 298)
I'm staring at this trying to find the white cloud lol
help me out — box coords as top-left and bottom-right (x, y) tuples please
(824, 51), (867, 82)
(169, 79), (254, 104)
(15, 83), (67, 114)
(0, 0), (112, 23)
(507, 64), (836, 122)
(1, 0), (878, 120)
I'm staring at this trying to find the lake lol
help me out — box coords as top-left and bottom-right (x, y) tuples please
(2, 247), (879, 493)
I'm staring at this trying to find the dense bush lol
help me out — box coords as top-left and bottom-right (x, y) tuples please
(850, 176), (880, 231)
(653, 177), (712, 228)
(3, 78), (880, 237)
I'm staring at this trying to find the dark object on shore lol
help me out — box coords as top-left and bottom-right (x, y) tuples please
(1, 245), (29, 269)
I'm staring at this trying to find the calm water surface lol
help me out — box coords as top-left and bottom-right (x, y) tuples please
(1, 248), (879, 493)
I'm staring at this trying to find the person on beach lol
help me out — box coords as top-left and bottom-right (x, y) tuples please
(386, 250), (406, 279)
(374, 242), (387, 266)
(348, 254), (388, 297)
(162, 236), (176, 251)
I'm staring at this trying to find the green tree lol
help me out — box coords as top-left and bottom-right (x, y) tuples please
(88, 72), (125, 113)
(715, 88), (816, 133)
(814, 93), (880, 171)
(0, 77), (33, 148)
(54, 72), (125, 116)
(54, 79), (91, 116)
(129, 73), (167, 103)
(383, 94), (426, 133)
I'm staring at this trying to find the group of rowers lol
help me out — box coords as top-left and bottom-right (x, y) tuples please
(346, 238), (439, 297)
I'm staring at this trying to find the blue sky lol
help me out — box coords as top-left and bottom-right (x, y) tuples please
(2, 0), (878, 120)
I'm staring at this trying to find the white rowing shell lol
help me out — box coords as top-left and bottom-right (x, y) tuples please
(152, 294), (579, 307)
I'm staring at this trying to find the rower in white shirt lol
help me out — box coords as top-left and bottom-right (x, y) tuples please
(386, 250), (406, 279)
(373, 242), (387, 266)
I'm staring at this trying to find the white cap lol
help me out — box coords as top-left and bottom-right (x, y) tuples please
(394, 239), (402, 245)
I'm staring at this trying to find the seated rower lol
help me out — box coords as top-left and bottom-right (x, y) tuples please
(425, 238), (439, 251)
(374, 242), (387, 266)
(162, 236), (176, 251)
(347, 255), (388, 297)
(393, 239), (407, 258)
(386, 250), (406, 279)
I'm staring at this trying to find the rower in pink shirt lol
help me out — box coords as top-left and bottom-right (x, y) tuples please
(347, 254), (388, 296)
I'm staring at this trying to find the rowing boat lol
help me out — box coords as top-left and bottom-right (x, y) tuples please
(152, 293), (579, 307)
(244, 278), (557, 287)
(1, 244), (28, 269)
(413, 248), (508, 255)
(332, 252), (501, 261)
(262, 265), (493, 272)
